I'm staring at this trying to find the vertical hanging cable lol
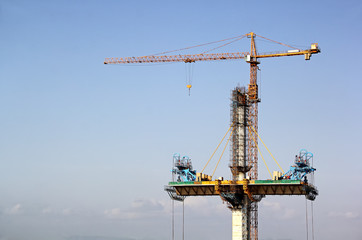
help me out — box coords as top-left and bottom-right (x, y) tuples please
(311, 201), (315, 240)
(183, 200), (185, 240)
(171, 154), (175, 240)
(311, 154), (315, 240)
(172, 199), (174, 240)
(259, 67), (262, 100)
(311, 155), (315, 185)
(306, 199), (309, 240)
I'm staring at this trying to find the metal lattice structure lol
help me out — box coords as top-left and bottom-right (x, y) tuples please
(230, 87), (252, 239)
(230, 87), (249, 182)
(106, 32), (321, 240)
(247, 35), (260, 238)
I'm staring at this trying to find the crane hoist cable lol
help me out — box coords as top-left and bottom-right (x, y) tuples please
(211, 126), (235, 178)
(248, 127), (273, 179)
(184, 34), (247, 95)
(201, 124), (234, 173)
(185, 62), (194, 96)
(249, 125), (285, 173)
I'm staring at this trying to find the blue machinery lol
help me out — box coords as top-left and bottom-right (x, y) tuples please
(172, 153), (196, 182)
(281, 149), (316, 181)
(172, 149), (316, 183)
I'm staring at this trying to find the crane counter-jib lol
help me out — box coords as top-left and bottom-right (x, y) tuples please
(256, 49), (320, 59)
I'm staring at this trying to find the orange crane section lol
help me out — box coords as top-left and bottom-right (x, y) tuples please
(104, 46), (319, 64)
(104, 32), (319, 65)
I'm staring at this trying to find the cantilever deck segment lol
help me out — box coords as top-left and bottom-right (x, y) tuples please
(168, 180), (318, 198)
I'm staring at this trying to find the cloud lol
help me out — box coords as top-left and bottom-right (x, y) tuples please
(131, 199), (164, 211)
(40, 207), (74, 216)
(42, 207), (53, 214)
(261, 200), (298, 220)
(328, 211), (359, 219)
(184, 196), (208, 208)
(5, 204), (22, 215)
(281, 208), (297, 219)
(40, 207), (88, 217)
(104, 199), (167, 220)
(183, 197), (227, 216)
(62, 208), (73, 216)
(262, 200), (281, 211)
(66, 236), (135, 240)
(104, 208), (125, 219)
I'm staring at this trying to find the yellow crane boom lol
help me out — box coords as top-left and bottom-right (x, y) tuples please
(104, 44), (319, 64)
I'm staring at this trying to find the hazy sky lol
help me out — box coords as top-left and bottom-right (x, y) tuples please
(1, 1), (362, 240)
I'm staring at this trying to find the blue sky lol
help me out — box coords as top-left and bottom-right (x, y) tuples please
(1, 0), (362, 239)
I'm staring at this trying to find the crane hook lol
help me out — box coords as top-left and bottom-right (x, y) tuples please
(186, 84), (192, 96)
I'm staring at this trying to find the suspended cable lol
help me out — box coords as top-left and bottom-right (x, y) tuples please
(306, 199), (309, 240)
(311, 155), (315, 185)
(201, 124), (234, 173)
(172, 199), (174, 240)
(211, 126), (235, 178)
(183, 200), (185, 240)
(151, 34), (248, 56)
(256, 38), (309, 49)
(311, 201), (315, 240)
(255, 34), (300, 50)
(112, 62), (178, 67)
(249, 125), (284, 173)
(258, 67), (262, 100)
(202, 35), (247, 54)
(185, 62), (195, 95)
(248, 127), (273, 179)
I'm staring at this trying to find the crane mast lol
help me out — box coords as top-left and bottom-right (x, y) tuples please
(247, 32), (260, 239)
(105, 32), (320, 240)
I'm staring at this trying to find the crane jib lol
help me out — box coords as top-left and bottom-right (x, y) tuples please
(104, 47), (319, 64)
(104, 52), (249, 64)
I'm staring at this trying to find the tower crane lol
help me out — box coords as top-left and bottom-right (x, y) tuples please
(105, 32), (320, 240)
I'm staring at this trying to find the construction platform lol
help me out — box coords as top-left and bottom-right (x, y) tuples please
(166, 179), (318, 200)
